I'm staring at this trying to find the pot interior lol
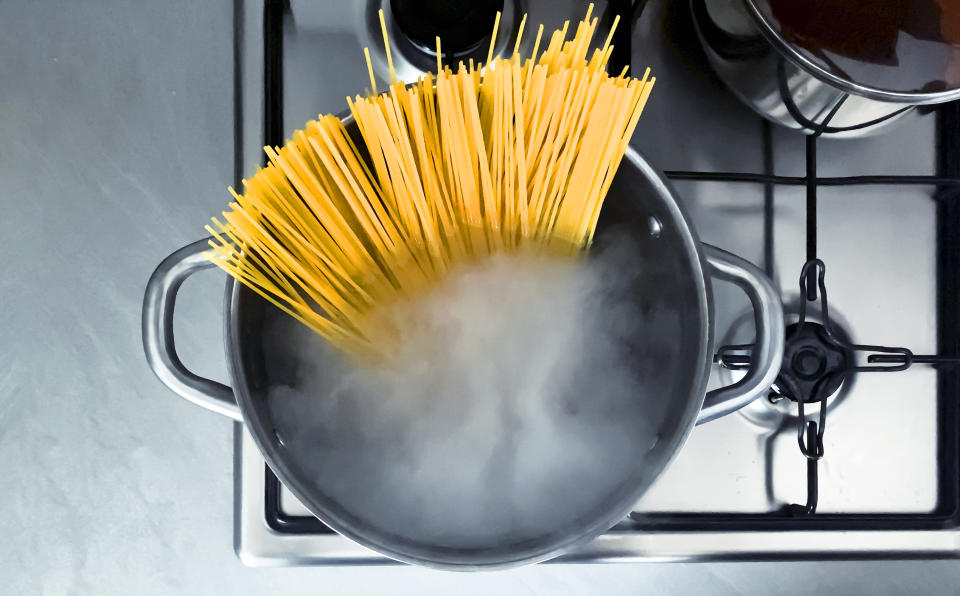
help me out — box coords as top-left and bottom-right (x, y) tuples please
(230, 149), (711, 568)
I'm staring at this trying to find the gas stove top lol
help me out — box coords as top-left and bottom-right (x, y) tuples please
(233, 0), (960, 565)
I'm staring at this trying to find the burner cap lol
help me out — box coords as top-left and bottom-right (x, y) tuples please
(390, 0), (504, 57)
(777, 322), (852, 403)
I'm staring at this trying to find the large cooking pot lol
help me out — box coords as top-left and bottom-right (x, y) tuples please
(142, 128), (784, 569)
(692, 0), (960, 138)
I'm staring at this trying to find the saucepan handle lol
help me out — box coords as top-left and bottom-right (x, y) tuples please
(142, 238), (242, 421)
(696, 245), (784, 425)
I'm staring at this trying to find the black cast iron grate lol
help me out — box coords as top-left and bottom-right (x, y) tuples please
(255, 0), (960, 535)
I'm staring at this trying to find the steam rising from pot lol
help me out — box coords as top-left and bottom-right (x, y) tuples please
(263, 238), (675, 550)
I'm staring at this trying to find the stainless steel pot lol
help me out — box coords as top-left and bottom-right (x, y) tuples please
(142, 140), (784, 569)
(692, 0), (960, 138)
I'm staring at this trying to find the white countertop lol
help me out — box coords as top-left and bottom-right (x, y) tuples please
(3, 0), (960, 594)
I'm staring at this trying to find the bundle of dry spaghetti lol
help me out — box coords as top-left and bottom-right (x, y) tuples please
(205, 5), (654, 359)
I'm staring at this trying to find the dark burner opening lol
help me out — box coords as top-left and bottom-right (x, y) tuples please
(390, 0), (504, 57)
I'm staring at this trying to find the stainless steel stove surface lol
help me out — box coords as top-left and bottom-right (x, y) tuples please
(235, 0), (960, 565)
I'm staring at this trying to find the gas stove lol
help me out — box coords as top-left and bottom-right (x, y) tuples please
(233, 0), (960, 565)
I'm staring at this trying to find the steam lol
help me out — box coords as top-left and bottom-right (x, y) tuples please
(264, 239), (668, 553)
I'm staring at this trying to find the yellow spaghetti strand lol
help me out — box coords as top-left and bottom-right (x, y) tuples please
(487, 11), (501, 66)
(602, 14), (620, 53)
(364, 47), (377, 95)
(378, 9), (396, 84)
(513, 14), (527, 57)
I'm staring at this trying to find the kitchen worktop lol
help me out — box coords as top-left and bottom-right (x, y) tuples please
(3, 0), (960, 594)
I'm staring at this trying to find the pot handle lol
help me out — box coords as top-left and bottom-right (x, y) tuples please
(696, 245), (784, 425)
(142, 238), (242, 421)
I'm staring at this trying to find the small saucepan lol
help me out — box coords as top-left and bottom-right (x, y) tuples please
(692, 0), (960, 137)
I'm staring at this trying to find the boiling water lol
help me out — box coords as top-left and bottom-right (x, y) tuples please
(262, 241), (681, 552)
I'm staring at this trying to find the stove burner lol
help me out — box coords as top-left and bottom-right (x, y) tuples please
(715, 304), (857, 431)
(777, 322), (852, 403)
(715, 258), (957, 516)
